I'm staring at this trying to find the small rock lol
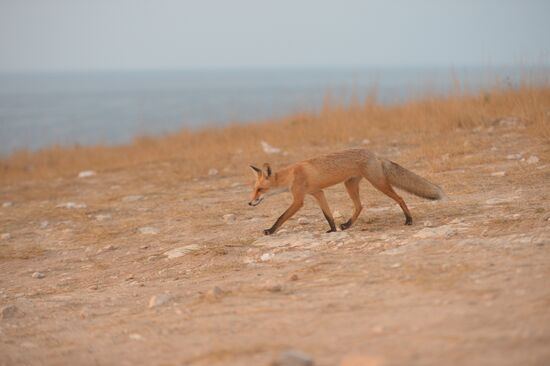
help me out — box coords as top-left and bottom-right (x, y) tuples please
(164, 244), (200, 259)
(223, 213), (236, 223)
(1, 305), (21, 319)
(390, 263), (401, 269)
(148, 294), (172, 308)
(205, 286), (226, 301)
(491, 171), (506, 177)
(78, 170), (96, 178)
(260, 253), (274, 261)
(485, 197), (518, 205)
(208, 168), (219, 176)
(414, 225), (456, 239)
(266, 284), (283, 293)
(361, 139), (370, 145)
(506, 153), (522, 160)
(103, 244), (116, 251)
(129, 333), (143, 341)
(1, 233), (11, 240)
(2, 201), (13, 208)
(122, 195), (144, 202)
(39, 220), (49, 229)
(526, 155), (539, 165)
(138, 226), (159, 235)
(261, 140), (282, 155)
(88, 284), (98, 290)
(272, 350), (314, 366)
(423, 220), (434, 227)
(32, 272), (45, 279)
(94, 213), (112, 221)
(297, 217), (309, 225)
(289, 274), (299, 281)
(56, 202), (87, 209)
(125, 274), (135, 281)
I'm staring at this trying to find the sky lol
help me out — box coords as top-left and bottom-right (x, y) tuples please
(0, 0), (549, 72)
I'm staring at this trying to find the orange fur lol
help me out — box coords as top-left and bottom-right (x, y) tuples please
(249, 148), (444, 235)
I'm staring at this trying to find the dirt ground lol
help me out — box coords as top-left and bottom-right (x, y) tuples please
(1, 119), (549, 366)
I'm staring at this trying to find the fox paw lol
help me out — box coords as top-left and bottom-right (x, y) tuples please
(405, 217), (413, 225)
(263, 228), (274, 235)
(340, 219), (352, 230)
(326, 228), (337, 233)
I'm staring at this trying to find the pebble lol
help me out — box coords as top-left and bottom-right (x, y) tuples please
(148, 294), (172, 308)
(129, 333), (143, 341)
(289, 274), (299, 281)
(39, 220), (49, 229)
(78, 170), (96, 178)
(261, 140), (282, 155)
(138, 226), (159, 235)
(414, 225), (457, 239)
(1, 305), (20, 319)
(208, 168), (219, 176)
(122, 195), (144, 202)
(2, 201), (13, 208)
(260, 253), (274, 261)
(266, 284), (283, 293)
(164, 244), (200, 259)
(223, 213), (236, 223)
(506, 153), (522, 160)
(490, 171), (506, 177)
(205, 286), (225, 301)
(297, 217), (309, 225)
(361, 139), (371, 145)
(32, 272), (45, 279)
(1, 233), (11, 240)
(94, 213), (112, 221)
(526, 155), (539, 165)
(272, 350), (314, 366)
(423, 220), (435, 227)
(56, 202), (87, 209)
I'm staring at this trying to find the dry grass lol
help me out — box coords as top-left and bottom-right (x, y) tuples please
(1, 84), (549, 184)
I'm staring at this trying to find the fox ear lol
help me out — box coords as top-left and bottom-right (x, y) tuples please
(250, 165), (262, 177)
(262, 163), (272, 178)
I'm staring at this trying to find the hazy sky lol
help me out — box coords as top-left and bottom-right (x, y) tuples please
(1, 0), (549, 71)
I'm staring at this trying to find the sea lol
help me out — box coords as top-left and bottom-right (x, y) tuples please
(0, 66), (547, 156)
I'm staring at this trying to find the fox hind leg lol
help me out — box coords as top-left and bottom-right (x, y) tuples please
(364, 175), (412, 225)
(311, 190), (337, 233)
(340, 177), (363, 230)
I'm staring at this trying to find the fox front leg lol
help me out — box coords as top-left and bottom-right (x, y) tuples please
(264, 199), (304, 235)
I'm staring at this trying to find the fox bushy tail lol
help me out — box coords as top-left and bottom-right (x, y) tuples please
(382, 160), (446, 200)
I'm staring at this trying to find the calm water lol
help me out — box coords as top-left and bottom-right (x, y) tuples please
(0, 67), (547, 155)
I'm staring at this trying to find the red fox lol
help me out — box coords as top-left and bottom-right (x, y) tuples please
(249, 148), (445, 235)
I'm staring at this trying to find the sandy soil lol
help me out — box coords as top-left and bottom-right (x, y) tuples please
(1, 120), (549, 366)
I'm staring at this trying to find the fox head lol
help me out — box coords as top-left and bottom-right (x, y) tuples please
(248, 163), (273, 206)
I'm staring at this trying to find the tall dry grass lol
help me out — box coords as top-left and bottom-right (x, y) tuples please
(1, 84), (549, 185)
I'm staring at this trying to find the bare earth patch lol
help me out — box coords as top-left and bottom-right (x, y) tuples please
(1, 91), (550, 365)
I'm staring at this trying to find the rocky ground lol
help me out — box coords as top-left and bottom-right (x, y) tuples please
(1, 119), (549, 366)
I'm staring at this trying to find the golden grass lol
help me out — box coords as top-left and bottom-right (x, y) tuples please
(1, 84), (549, 184)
